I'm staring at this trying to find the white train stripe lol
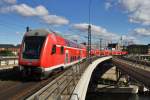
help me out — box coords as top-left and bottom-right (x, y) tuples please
(44, 58), (86, 72)
(44, 64), (64, 71)
(56, 44), (86, 51)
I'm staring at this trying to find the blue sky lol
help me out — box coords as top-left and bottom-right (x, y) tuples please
(0, 0), (150, 45)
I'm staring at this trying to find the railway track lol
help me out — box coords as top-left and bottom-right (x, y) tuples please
(119, 56), (150, 67)
(0, 57), (99, 100)
(112, 57), (150, 88)
(0, 68), (65, 100)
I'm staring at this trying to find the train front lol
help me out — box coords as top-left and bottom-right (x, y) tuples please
(19, 29), (48, 78)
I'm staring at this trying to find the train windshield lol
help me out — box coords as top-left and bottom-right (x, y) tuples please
(22, 36), (46, 59)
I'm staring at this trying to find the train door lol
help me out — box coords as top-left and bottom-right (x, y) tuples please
(80, 50), (83, 59)
(65, 50), (69, 64)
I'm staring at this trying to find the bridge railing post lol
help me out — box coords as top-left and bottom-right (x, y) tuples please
(56, 80), (61, 99)
(13, 58), (16, 65)
(6, 60), (8, 66)
(72, 66), (76, 86)
(77, 64), (80, 77)
(0, 59), (1, 67)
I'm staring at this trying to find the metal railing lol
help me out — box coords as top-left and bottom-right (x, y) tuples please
(0, 57), (18, 69)
(27, 56), (99, 100)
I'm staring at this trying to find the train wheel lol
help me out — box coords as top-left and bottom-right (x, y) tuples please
(38, 72), (49, 80)
(60, 66), (64, 71)
(21, 70), (26, 78)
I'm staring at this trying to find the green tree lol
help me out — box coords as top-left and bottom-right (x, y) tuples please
(0, 50), (15, 56)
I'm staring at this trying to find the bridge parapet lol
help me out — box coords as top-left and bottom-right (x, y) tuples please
(27, 56), (105, 100)
(27, 64), (79, 100)
(70, 56), (112, 100)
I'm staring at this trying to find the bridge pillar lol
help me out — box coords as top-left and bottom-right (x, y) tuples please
(139, 85), (149, 93)
(114, 67), (131, 86)
(70, 56), (112, 100)
(116, 67), (120, 81)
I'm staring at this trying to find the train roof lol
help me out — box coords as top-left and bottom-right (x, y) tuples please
(25, 29), (86, 49)
(64, 39), (86, 49)
(25, 29), (63, 36)
(25, 29), (50, 36)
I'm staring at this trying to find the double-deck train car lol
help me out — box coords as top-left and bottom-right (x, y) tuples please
(19, 29), (87, 78)
(19, 28), (128, 79)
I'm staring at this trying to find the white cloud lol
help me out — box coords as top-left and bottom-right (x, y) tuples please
(121, 27), (150, 44)
(65, 34), (81, 41)
(41, 15), (69, 25)
(119, 0), (150, 25)
(121, 35), (138, 45)
(12, 4), (37, 16)
(1, 0), (16, 4)
(122, 35), (137, 42)
(0, 4), (49, 16)
(35, 5), (49, 16)
(72, 23), (120, 41)
(0, 3), (69, 25)
(132, 28), (150, 36)
(105, 2), (112, 10)
(72, 23), (106, 34)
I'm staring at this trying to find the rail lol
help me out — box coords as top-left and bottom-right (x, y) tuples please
(112, 57), (150, 88)
(120, 56), (150, 67)
(27, 56), (99, 100)
(0, 57), (18, 69)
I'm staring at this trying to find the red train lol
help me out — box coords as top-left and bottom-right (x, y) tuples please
(19, 29), (87, 78)
(100, 50), (127, 56)
(18, 29), (127, 79)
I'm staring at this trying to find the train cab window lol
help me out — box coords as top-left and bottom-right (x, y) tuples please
(61, 46), (64, 54)
(51, 45), (56, 54)
(72, 56), (73, 62)
(70, 56), (73, 62)
(22, 36), (46, 59)
(78, 56), (80, 60)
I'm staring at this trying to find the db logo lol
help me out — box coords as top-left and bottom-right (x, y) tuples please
(27, 62), (32, 65)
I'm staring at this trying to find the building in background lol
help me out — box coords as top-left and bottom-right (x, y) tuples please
(0, 44), (20, 56)
(127, 44), (150, 54)
(148, 44), (150, 55)
(108, 43), (122, 50)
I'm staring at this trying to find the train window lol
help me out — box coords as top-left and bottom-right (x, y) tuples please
(78, 56), (80, 60)
(61, 46), (64, 54)
(70, 56), (73, 62)
(51, 45), (56, 54)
